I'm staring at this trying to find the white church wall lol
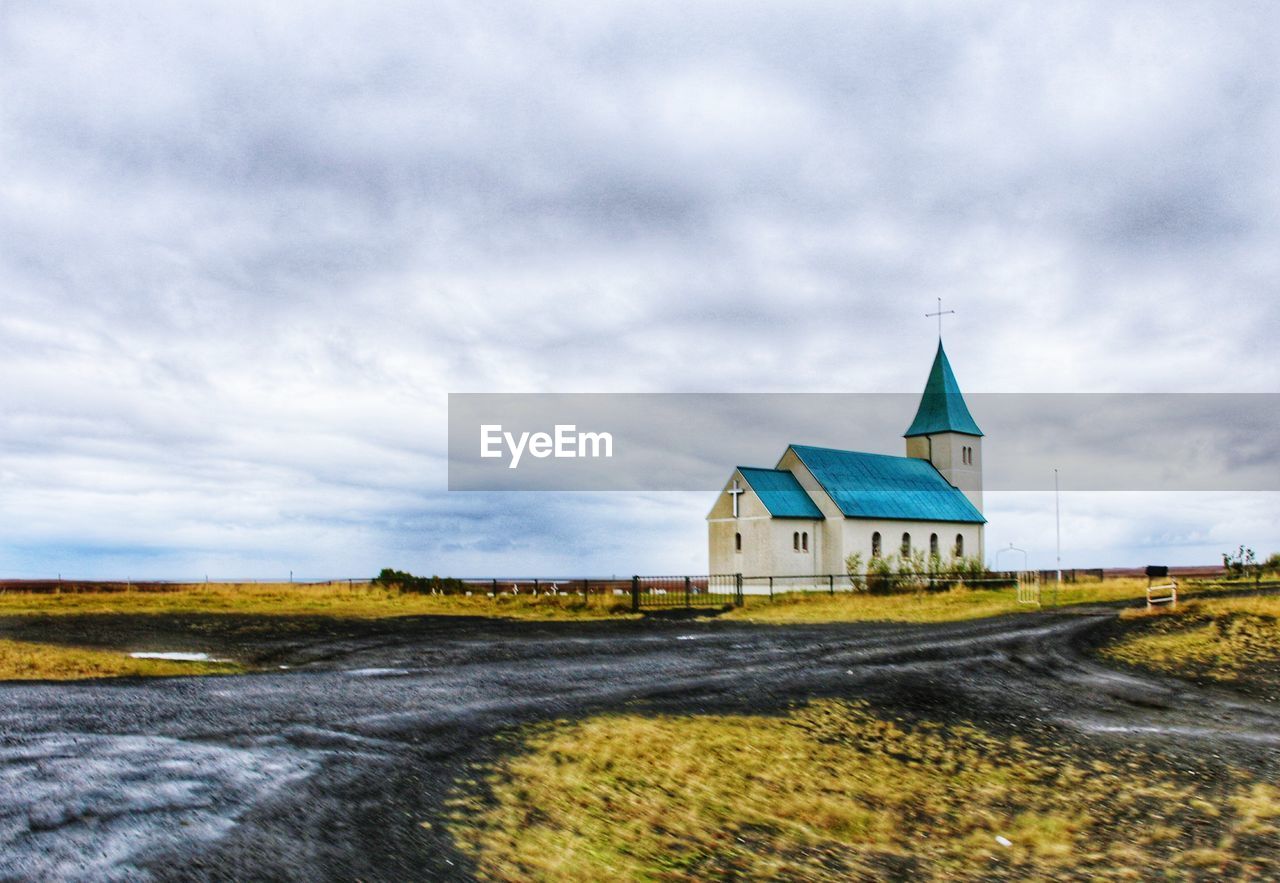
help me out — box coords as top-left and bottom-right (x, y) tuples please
(708, 514), (824, 578)
(841, 518), (985, 568)
(707, 471), (828, 576)
(773, 449), (847, 574)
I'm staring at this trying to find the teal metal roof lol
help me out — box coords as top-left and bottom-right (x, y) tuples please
(904, 342), (983, 437)
(737, 467), (825, 519)
(787, 445), (985, 523)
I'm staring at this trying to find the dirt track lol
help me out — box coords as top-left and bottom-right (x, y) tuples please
(2, 608), (1279, 881)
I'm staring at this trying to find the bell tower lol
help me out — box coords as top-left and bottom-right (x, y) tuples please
(904, 341), (983, 513)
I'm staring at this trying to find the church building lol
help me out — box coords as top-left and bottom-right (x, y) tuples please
(707, 342), (985, 578)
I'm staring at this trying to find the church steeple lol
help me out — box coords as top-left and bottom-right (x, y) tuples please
(904, 341), (984, 515)
(904, 341), (983, 438)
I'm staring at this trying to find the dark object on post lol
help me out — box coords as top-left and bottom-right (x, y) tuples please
(1145, 565), (1168, 587)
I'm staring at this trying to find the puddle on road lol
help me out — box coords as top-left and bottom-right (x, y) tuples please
(343, 667), (412, 677)
(129, 651), (230, 663)
(1082, 721), (1280, 744)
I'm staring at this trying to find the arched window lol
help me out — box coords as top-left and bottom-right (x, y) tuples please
(793, 531), (800, 551)
(871, 532), (881, 557)
(930, 533), (939, 557)
(735, 532), (742, 553)
(801, 531), (809, 552)
(901, 532), (911, 556)
(955, 533), (965, 558)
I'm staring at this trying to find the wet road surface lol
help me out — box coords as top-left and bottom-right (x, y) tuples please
(2, 610), (1279, 881)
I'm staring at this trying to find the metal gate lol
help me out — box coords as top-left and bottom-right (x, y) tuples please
(1016, 571), (1041, 606)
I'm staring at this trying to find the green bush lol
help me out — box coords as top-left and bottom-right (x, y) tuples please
(845, 552), (866, 591)
(866, 554), (895, 594)
(1222, 546), (1262, 581)
(374, 568), (467, 594)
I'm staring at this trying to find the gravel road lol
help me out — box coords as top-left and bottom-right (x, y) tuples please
(2, 609), (1278, 881)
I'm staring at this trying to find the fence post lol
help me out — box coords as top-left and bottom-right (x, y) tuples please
(769, 576), (773, 600)
(684, 575), (691, 609)
(736, 573), (744, 607)
(631, 576), (640, 613)
(829, 574), (834, 595)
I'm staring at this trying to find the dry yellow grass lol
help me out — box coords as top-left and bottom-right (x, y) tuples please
(448, 700), (1277, 881)
(0, 577), (1228, 626)
(0, 638), (242, 680)
(726, 577), (1158, 624)
(0, 582), (634, 620)
(1105, 594), (1280, 679)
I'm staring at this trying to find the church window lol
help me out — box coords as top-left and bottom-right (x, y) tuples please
(793, 531), (800, 551)
(901, 532), (911, 556)
(802, 531), (809, 552)
(930, 533), (939, 557)
(955, 534), (965, 557)
(871, 532), (881, 557)
(735, 532), (742, 553)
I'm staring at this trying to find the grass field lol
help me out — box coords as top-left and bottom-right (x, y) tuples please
(0, 577), (1250, 682)
(448, 699), (1279, 881)
(1103, 594), (1280, 682)
(725, 577), (1174, 624)
(0, 577), (1189, 623)
(0, 582), (635, 620)
(0, 639), (242, 680)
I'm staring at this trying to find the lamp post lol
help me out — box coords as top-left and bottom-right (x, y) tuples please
(1054, 468), (1062, 605)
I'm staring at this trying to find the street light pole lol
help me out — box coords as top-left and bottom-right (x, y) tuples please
(1054, 468), (1062, 592)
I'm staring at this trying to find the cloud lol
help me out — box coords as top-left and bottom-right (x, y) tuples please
(1, 0), (1278, 577)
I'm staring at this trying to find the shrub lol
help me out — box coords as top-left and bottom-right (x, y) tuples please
(1223, 546), (1260, 581)
(899, 549), (929, 591)
(866, 554), (895, 594)
(373, 568), (467, 594)
(845, 552), (866, 591)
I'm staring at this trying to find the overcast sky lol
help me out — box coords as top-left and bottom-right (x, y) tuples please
(2, 1), (1278, 579)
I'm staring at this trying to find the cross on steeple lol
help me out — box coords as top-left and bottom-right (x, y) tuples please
(925, 297), (955, 340)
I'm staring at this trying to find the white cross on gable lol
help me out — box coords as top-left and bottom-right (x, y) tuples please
(728, 479), (745, 518)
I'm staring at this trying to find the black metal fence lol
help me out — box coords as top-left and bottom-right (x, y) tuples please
(739, 572), (1018, 598)
(630, 574), (743, 611)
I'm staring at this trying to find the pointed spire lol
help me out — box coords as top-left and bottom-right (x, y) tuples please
(904, 341), (983, 437)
